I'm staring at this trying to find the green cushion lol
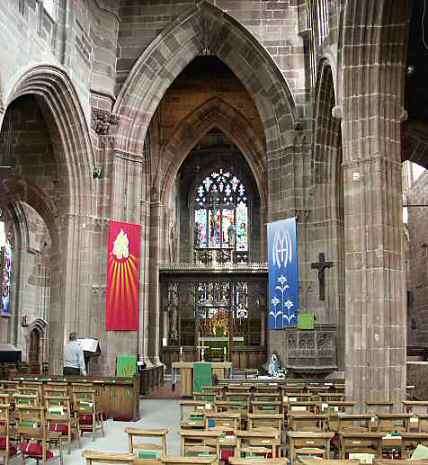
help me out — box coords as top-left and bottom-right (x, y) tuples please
(137, 450), (161, 459)
(48, 407), (64, 415)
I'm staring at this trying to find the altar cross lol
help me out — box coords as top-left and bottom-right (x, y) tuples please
(311, 253), (333, 301)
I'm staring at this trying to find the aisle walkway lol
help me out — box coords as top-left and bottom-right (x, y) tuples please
(64, 399), (181, 465)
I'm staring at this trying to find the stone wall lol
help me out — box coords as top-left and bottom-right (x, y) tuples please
(407, 171), (428, 345)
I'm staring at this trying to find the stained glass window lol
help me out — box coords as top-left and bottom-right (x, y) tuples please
(0, 214), (12, 317)
(194, 169), (248, 254)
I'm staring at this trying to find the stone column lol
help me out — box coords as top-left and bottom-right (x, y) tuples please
(340, 1), (409, 404)
(343, 156), (406, 403)
(147, 199), (164, 365)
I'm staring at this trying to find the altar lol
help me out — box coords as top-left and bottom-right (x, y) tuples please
(172, 361), (232, 397)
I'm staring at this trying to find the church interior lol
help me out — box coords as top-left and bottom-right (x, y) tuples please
(0, 0), (428, 464)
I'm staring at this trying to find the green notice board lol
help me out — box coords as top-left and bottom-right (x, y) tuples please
(116, 354), (138, 377)
(193, 362), (212, 393)
(298, 313), (316, 330)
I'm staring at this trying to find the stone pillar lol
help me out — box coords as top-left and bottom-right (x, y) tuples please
(341, 1), (409, 404)
(343, 157), (406, 403)
(147, 199), (164, 365)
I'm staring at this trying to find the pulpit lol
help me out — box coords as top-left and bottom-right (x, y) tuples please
(172, 361), (232, 397)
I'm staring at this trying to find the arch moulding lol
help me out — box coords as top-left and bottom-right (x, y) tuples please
(113, 1), (297, 158)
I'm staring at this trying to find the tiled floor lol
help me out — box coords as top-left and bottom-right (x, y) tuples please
(63, 399), (180, 465)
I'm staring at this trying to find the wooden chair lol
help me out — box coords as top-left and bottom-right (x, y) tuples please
(400, 432), (428, 458)
(82, 450), (135, 465)
(365, 401), (394, 414)
(179, 430), (221, 459)
(247, 413), (284, 433)
(16, 405), (63, 465)
(0, 403), (16, 465)
(288, 402), (319, 414)
(229, 459), (288, 465)
(45, 395), (79, 454)
(288, 413), (328, 432)
(287, 431), (335, 463)
(73, 390), (104, 441)
(13, 393), (39, 407)
(215, 400), (249, 417)
(161, 456), (216, 465)
(253, 393), (282, 402)
(336, 413), (377, 432)
(251, 400), (282, 414)
(376, 413), (412, 433)
(339, 431), (383, 459)
(125, 427), (168, 461)
(18, 383), (43, 403)
(319, 393), (345, 402)
(193, 392), (216, 403)
(179, 401), (208, 422)
(205, 412), (241, 432)
(235, 429), (281, 458)
(295, 461), (360, 465)
(225, 392), (252, 407)
(44, 384), (68, 399)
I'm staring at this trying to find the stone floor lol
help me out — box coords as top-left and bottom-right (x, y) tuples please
(63, 399), (180, 465)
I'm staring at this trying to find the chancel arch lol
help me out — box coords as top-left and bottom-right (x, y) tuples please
(113, 1), (297, 157)
(160, 131), (267, 369)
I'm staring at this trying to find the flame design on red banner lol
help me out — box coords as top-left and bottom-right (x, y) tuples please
(106, 221), (141, 331)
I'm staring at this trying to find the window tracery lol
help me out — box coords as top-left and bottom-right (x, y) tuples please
(193, 168), (249, 263)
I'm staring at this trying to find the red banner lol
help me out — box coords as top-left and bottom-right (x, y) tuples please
(106, 221), (141, 331)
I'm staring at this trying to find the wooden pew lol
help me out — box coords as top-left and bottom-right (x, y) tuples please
(287, 431), (335, 463)
(12, 376), (140, 421)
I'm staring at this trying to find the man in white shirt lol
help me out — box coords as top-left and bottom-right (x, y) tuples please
(63, 332), (87, 376)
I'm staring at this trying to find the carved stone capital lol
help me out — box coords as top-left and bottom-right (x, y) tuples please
(91, 108), (120, 135)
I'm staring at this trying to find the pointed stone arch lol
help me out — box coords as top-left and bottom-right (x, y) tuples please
(5, 64), (94, 217)
(0, 65), (95, 374)
(160, 97), (267, 211)
(113, 1), (297, 157)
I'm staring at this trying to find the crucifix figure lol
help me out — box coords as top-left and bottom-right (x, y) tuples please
(311, 253), (333, 301)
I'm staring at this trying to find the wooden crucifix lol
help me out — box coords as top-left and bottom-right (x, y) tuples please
(311, 253), (333, 301)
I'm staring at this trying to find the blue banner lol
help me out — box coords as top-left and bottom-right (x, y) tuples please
(267, 218), (300, 329)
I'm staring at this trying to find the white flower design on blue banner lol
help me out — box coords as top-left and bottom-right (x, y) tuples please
(268, 218), (299, 329)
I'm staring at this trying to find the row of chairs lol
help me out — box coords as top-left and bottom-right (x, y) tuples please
(0, 380), (106, 465)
